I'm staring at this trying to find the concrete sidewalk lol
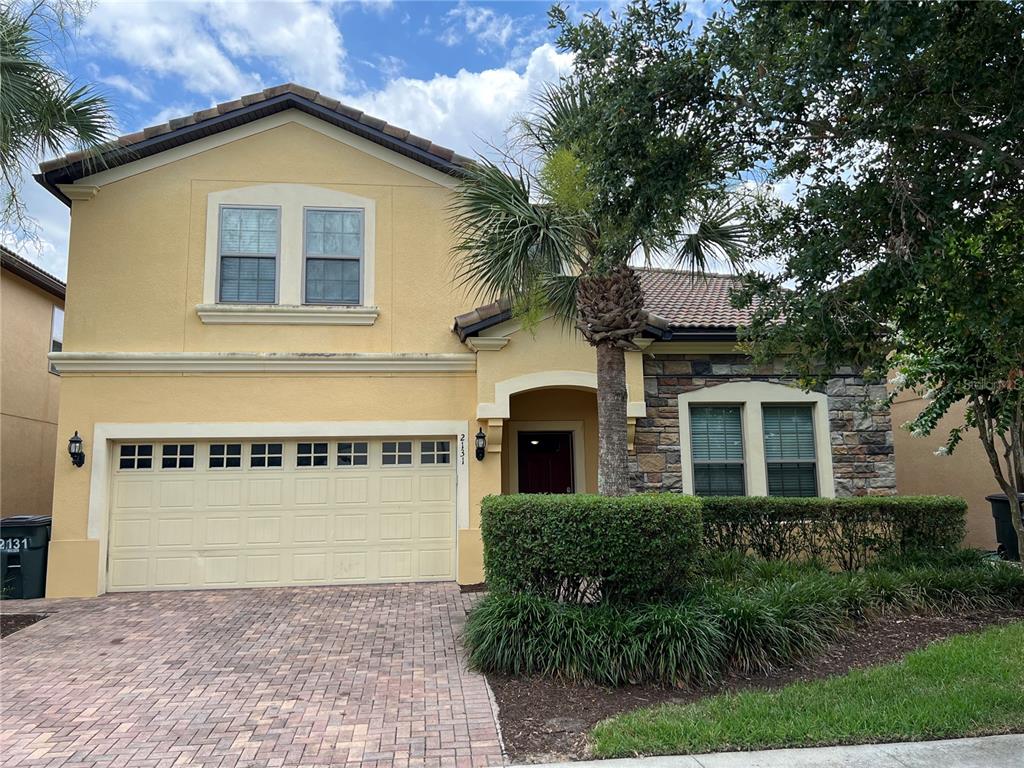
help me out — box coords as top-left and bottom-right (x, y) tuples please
(516, 734), (1024, 767)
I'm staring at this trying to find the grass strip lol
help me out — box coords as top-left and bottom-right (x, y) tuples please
(592, 621), (1024, 758)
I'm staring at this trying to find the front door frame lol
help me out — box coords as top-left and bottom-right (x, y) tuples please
(507, 420), (586, 494)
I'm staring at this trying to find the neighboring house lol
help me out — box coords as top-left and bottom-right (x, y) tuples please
(1, 246), (66, 518)
(35, 84), (895, 598)
(892, 394), (998, 549)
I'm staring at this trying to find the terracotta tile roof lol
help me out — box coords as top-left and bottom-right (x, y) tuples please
(1, 245), (66, 300)
(637, 267), (754, 329)
(453, 268), (754, 340)
(36, 83), (474, 198)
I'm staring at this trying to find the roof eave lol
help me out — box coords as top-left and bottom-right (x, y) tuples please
(1, 250), (66, 300)
(35, 92), (471, 206)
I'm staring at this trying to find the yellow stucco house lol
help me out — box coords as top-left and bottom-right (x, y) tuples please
(37, 84), (896, 598)
(2, 246), (65, 519)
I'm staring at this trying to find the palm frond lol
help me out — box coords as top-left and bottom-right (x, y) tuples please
(515, 81), (588, 155)
(449, 159), (586, 308)
(668, 198), (752, 273)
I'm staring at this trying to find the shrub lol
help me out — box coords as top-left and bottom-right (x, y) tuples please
(481, 493), (703, 603)
(465, 554), (1024, 685)
(700, 496), (967, 570)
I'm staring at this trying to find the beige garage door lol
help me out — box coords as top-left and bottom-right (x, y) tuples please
(107, 437), (456, 591)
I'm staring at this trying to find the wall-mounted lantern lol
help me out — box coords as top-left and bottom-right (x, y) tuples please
(68, 431), (85, 467)
(475, 428), (487, 461)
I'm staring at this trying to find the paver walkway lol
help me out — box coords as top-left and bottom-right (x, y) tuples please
(1, 584), (504, 768)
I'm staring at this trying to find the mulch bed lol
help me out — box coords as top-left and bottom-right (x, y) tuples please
(0, 613), (46, 638)
(488, 606), (1024, 763)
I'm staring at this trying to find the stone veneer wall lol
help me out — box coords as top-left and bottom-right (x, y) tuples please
(631, 353), (897, 497)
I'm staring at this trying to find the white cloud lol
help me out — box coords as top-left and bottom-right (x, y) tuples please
(81, 0), (349, 99)
(96, 73), (152, 103)
(441, 2), (516, 50)
(352, 43), (573, 158)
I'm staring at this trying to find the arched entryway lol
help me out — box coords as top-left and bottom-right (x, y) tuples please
(501, 388), (599, 494)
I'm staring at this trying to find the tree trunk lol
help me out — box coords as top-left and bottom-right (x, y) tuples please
(973, 394), (1024, 559)
(596, 343), (630, 496)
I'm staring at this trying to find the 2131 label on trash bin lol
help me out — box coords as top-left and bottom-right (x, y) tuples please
(1, 537), (30, 551)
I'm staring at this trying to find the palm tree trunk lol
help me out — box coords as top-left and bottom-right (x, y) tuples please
(596, 343), (630, 496)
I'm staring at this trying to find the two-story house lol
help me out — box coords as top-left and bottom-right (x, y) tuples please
(36, 84), (896, 598)
(2, 246), (66, 519)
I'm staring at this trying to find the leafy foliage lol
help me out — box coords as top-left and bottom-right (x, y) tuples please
(465, 552), (1024, 686)
(481, 493), (703, 604)
(1, 1), (116, 237)
(700, 496), (967, 570)
(704, 2), (1024, 549)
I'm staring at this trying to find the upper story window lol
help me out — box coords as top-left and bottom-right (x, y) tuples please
(304, 209), (362, 304)
(763, 405), (818, 497)
(201, 184), (377, 324)
(49, 306), (64, 375)
(218, 206), (279, 304)
(689, 406), (745, 496)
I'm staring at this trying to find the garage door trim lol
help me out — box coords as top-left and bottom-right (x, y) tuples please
(87, 421), (470, 593)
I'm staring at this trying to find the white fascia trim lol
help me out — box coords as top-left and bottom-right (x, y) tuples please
(88, 420), (471, 592)
(51, 351), (476, 374)
(196, 304), (380, 325)
(77, 110), (458, 190)
(677, 380), (835, 498)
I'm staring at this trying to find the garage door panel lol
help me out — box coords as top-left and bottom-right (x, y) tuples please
(116, 481), (153, 509)
(247, 516), (282, 545)
(380, 476), (414, 503)
(335, 476), (369, 504)
(205, 517), (242, 546)
(295, 477), (330, 505)
(157, 518), (193, 547)
(334, 513), (369, 542)
(111, 518), (151, 548)
(247, 477), (283, 506)
(109, 437), (456, 591)
(207, 479), (242, 507)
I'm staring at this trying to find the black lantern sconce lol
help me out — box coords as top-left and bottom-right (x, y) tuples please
(68, 431), (85, 467)
(475, 428), (487, 461)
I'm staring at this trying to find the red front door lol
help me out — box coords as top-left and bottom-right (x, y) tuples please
(517, 431), (575, 494)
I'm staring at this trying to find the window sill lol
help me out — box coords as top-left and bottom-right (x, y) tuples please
(196, 304), (380, 326)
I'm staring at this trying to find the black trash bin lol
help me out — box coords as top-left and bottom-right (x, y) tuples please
(0, 516), (52, 599)
(987, 494), (1024, 561)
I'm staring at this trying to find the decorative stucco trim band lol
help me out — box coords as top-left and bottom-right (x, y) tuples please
(50, 352), (476, 374)
(196, 304), (380, 325)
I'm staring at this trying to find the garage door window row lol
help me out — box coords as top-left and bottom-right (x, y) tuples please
(117, 440), (451, 472)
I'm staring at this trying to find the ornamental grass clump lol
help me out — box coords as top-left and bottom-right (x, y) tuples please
(466, 552), (1024, 686)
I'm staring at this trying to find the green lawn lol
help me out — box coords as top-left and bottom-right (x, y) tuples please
(592, 621), (1024, 758)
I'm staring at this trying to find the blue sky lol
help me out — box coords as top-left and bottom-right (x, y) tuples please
(14, 0), (718, 279)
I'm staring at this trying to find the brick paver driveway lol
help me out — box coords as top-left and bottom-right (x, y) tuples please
(1, 584), (504, 768)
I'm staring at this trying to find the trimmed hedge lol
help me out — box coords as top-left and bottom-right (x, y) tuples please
(481, 493), (702, 604)
(465, 555), (1024, 686)
(700, 496), (967, 570)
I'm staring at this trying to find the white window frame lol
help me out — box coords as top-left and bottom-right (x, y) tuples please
(337, 441), (369, 467)
(302, 207), (364, 306)
(688, 405), (746, 496)
(296, 441), (330, 468)
(201, 184), (377, 324)
(678, 381), (835, 498)
(209, 443), (243, 470)
(762, 404), (820, 497)
(381, 440), (413, 466)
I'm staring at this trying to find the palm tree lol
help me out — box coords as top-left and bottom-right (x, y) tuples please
(451, 85), (749, 496)
(1, 1), (116, 231)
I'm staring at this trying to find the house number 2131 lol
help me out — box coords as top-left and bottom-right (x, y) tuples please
(0, 538), (30, 551)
